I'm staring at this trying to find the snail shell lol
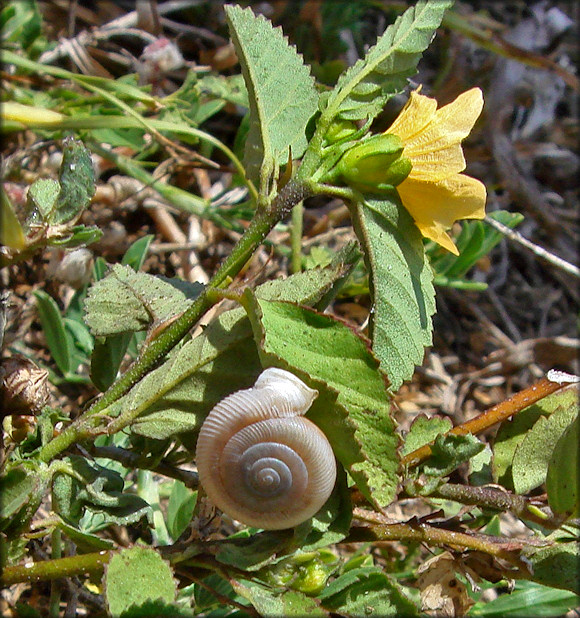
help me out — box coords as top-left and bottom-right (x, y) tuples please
(195, 368), (336, 530)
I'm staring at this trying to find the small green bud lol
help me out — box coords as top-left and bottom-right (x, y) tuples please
(337, 133), (412, 193)
(325, 119), (358, 145)
(263, 549), (339, 596)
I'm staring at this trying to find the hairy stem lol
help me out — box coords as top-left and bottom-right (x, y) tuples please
(425, 482), (562, 529)
(38, 180), (312, 463)
(0, 551), (112, 586)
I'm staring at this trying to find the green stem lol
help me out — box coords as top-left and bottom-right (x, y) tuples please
(48, 528), (63, 618)
(290, 202), (304, 274)
(38, 180), (311, 463)
(0, 551), (111, 586)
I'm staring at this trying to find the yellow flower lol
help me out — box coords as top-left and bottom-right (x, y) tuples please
(386, 87), (486, 255)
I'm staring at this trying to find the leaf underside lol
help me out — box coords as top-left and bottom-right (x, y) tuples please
(351, 196), (435, 391)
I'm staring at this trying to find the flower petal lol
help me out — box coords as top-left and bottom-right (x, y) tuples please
(402, 88), (483, 157)
(386, 89), (438, 143)
(388, 88), (484, 182)
(397, 173), (486, 254)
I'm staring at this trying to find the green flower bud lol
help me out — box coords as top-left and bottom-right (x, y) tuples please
(337, 133), (412, 193)
(325, 119), (358, 144)
(263, 549), (339, 596)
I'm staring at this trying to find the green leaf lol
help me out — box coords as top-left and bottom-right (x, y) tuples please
(26, 178), (60, 225)
(121, 234), (154, 271)
(1, 0), (42, 49)
(84, 264), (204, 337)
(54, 137), (95, 225)
(34, 290), (73, 376)
(423, 433), (485, 477)
(351, 196), (435, 391)
(401, 415), (452, 456)
(52, 455), (152, 529)
(104, 547), (177, 618)
(166, 481), (197, 541)
(546, 414), (579, 514)
(469, 580), (580, 617)
(231, 579), (328, 617)
(512, 401), (578, 495)
(49, 224), (102, 248)
(91, 332), (132, 392)
(0, 462), (48, 535)
(225, 5), (318, 190)
(127, 254), (358, 439)
(318, 566), (418, 616)
(492, 385), (579, 490)
(244, 295), (399, 509)
(523, 538), (580, 594)
(323, 0), (452, 121)
(56, 519), (115, 552)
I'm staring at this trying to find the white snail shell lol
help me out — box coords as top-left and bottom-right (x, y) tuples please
(195, 368), (337, 530)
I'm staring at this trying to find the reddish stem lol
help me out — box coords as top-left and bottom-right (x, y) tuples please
(402, 377), (569, 468)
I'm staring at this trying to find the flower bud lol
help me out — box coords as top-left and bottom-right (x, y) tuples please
(263, 549), (338, 596)
(325, 119), (358, 144)
(337, 133), (412, 193)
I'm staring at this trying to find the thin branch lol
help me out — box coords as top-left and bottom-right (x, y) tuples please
(402, 377), (570, 468)
(89, 444), (199, 489)
(485, 215), (580, 278)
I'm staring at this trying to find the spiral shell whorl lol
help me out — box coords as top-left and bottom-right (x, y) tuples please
(196, 368), (336, 530)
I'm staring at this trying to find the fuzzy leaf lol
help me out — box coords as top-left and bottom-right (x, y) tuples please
(244, 295), (399, 509)
(546, 414), (579, 515)
(84, 264), (205, 336)
(104, 547), (176, 617)
(54, 137), (95, 224)
(319, 566), (418, 616)
(523, 538), (580, 594)
(232, 580), (327, 617)
(225, 5), (318, 189)
(512, 401), (578, 495)
(492, 385), (579, 490)
(401, 415), (452, 456)
(351, 195), (435, 391)
(126, 253), (357, 440)
(324, 0), (452, 121)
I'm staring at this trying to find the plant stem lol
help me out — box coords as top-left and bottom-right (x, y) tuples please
(402, 377), (569, 468)
(290, 202), (304, 274)
(38, 180), (311, 463)
(0, 551), (112, 586)
(48, 528), (62, 618)
(89, 445), (199, 489)
(424, 482), (562, 529)
(349, 509), (531, 573)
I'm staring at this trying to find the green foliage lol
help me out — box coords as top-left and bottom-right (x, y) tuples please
(492, 385), (578, 490)
(2, 1), (576, 614)
(546, 414), (579, 515)
(431, 210), (525, 290)
(351, 195), (436, 390)
(469, 580), (580, 616)
(85, 264), (204, 337)
(323, 0), (452, 121)
(245, 294), (399, 508)
(104, 547), (177, 617)
(225, 5), (318, 192)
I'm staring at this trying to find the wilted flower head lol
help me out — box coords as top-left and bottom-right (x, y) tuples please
(386, 87), (487, 255)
